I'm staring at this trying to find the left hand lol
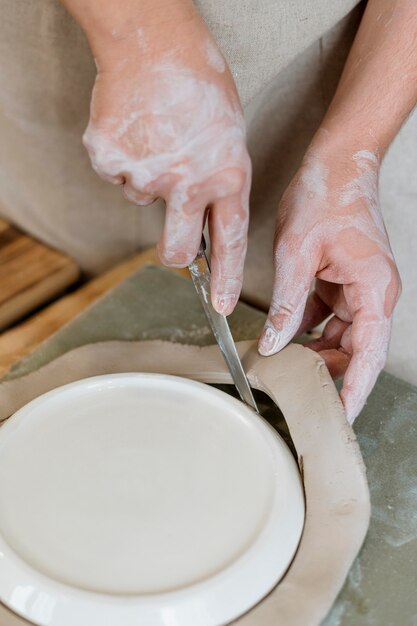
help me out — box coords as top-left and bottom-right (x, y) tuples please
(258, 137), (401, 423)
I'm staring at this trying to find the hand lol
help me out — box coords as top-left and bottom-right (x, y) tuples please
(82, 4), (251, 315)
(258, 138), (401, 423)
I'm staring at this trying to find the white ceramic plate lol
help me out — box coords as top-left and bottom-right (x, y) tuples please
(0, 373), (304, 626)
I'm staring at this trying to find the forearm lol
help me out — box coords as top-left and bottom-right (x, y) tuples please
(318, 0), (417, 157)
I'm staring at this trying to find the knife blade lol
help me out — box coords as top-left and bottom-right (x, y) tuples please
(189, 238), (259, 413)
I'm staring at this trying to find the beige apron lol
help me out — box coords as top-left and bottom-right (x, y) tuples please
(0, 0), (415, 385)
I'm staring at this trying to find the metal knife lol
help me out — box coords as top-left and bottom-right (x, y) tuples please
(189, 238), (259, 413)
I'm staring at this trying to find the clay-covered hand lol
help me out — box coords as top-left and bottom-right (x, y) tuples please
(258, 142), (401, 423)
(83, 8), (251, 316)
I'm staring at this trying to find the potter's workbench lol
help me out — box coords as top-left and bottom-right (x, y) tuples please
(0, 218), (79, 331)
(0, 252), (416, 626)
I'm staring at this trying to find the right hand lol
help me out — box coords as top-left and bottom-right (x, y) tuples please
(83, 3), (251, 316)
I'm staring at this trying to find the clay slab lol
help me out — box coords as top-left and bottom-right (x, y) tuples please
(0, 340), (370, 626)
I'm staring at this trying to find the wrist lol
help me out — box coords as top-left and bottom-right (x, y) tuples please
(300, 127), (382, 208)
(308, 126), (382, 169)
(313, 90), (400, 161)
(63, 0), (198, 68)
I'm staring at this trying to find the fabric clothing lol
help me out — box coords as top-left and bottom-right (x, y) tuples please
(0, 0), (415, 385)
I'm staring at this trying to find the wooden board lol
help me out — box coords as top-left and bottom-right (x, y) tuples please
(0, 219), (80, 330)
(0, 246), (188, 376)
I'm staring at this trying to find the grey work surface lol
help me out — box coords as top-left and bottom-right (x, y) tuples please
(5, 266), (417, 626)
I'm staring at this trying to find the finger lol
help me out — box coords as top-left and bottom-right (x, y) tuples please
(83, 131), (125, 185)
(208, 196), (249, 315)
(190, 167), (249, 205)
(122, 183), (157, 206)
(315, 348), (350, 379)
(297, 288), (332, 335)
(88, 154), (125, 185)
(304, 313), (352, 379)
(157, 193), (206, 268)
(258, 236), (317, 356)
(99, 172), (126, 185)
(343, 252), (401, 423)
(303, 315), (350, 351)
(315, 278), (351, 322)
(341, 312), (391, 424)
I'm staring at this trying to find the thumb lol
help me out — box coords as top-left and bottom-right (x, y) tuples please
(258, 242), (315, 356)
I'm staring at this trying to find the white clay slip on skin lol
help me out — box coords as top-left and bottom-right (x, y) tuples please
(0, 371), (305, 626)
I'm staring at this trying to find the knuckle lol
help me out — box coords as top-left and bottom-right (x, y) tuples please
(164, 253), (193, 267)
(213, 166), (248, 198)
(82, 131), (92, 151)
(122, 185), (137, 203)
(82, 125), (122, 181)
(212, 239), (247, 267)
(82, 129), (107, 171)
(82, 125), (103, 155)
(269, 300), (296, 323)
(82, 123), (96, 148)
(135, 194), (157, 206)
(123, 185), (156, 206)
(223, 235), (247, 254)
(158, 244), (194, 268)
(274, 304), (293, 318)
(273, 220), (293, 248)
(214, 273), (242, 293)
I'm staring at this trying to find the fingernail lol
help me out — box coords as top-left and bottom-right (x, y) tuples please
(340, 387), (364, 426)
(258, 325), (280, 356)
(343, 397), (360, 425)
(345, 404), (356, 425)
(214, 295), (238, 316)
(345, 401), (362, 425)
